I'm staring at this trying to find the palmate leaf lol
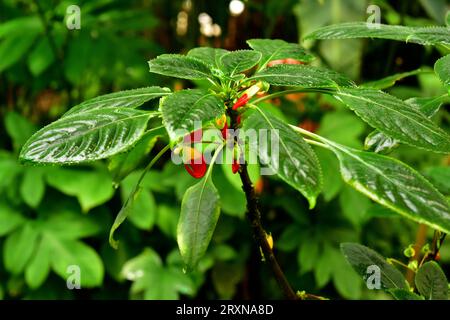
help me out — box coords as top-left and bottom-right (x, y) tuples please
(219, 50), (261, 76)
(159, 89), (224, 142)
(245, 108), (322, 208)
(20, 109), (156, 164)
(247, 38), (314, 69)
(365, 96), (445, 154)
(64, 86), (171, 116)
(250, 64), (355, 88)
(415, 261), (449, 300)
(324, 141), (450, 234)
(340, 243), (408, 290)
(148, 54), (213, 80)
(335, 88), (450, 153)
(305, 22), (450, 46)
(187, 47), (229, 69)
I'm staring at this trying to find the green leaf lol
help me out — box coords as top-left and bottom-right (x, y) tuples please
(4, 223), (39, 274)
(315, 244), (335, 288)
(0, 203), (26, 236)
(25, 237), (52, 289)
(339, 185), (371, 227)
(47, 236), (104, 288)
(365, 96), (445, 154)
(247, 38), (314, 69)
(20, 167), (45, 208)
(20, 109), (156, 164)
(415, 261), (448, 300)
(388, 288), (424, 300)
(64, 86), (171, 116)
(0, 32), (38, 72)
(361, 69), (423, 90)
(250, 64), (354, 87)
(219, 50), (261, 76)
(244, 108), (322, 208)
(4, 112), (37, 151)
(148, 54), (213, 80)
(108, 127), (164, 184)
(305, 22), (450, 46)
(298, 241), (320, 274)
(424, 166), (450, 194)
(160, 89), (224, 141)
(120, 174), (156, 230)
(27, 37), (56, 76)
(46, 168), (114, 212)
(335, 88), (450, 153)
(340, 243), (408, 290)
(435, 54), (450, 90)
(187, 47), (229, 69)
(326, 142), (450, 234)
(177, 176), (221, 271)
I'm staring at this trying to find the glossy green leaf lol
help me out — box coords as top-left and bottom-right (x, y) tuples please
(327, 142), (450, 233)
(4, 223), (39, 274)
(364, 95), (445, 154)
(305, 22), (450, 46)
(250, 64), (355, 87)
(148, 54), (213, 80)
(20, 109), (156, 164)
(219, 50), (261, 76)
(177, 176), (220, 271)
(435, 54), (450, 89)
(361, 69), (423, 90)
(415, 261), (448, 300)
(335, 88), (450, 153)
(187, 47), (229, 68)
(245, 108), (322, 208)
(341, 243), (408, 290)
(247, 38), (314, 69)
(160, 89), (224, 141)
(64, 86), (171, 116)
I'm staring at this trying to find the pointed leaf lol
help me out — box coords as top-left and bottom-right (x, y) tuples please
(388, 289), (423, 300)
(20, 109), (156, 164)
(160, 89), (224, 141)
(250, 64), (355, 87)
(245, 109), (322, 208)
(341, 243), (408, 290)
(365, 95), (445, 154)
(148, 54), (213, 80)
(326, 142), (450, 233)
(247, 38), (314, 69)
(177, 177), (220, 270)
(361, 69), (423, 90)
(335, 88), (450, 153)
(435, 54), (450, 90)
(64, 86), (171, 116)
(4, 223), (39, 274)
(415, 261), (448, 300)
(187, 47), (229, 68)
(305, 22), (450, 46)
(219, 50), (261, 76)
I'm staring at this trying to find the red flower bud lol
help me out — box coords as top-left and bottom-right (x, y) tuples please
(183, 147), (207, 179)
(184, 129), (203, 143)
(232, 94), (249, 110)
(221, 122), (229, 140)
(236, 115), (242, 125)
(232, 159), (240, 174)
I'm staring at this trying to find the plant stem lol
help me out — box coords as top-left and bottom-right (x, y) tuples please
(237, 161), (298, 300)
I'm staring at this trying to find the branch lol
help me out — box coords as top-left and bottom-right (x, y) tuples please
(237, 161), (298, 300)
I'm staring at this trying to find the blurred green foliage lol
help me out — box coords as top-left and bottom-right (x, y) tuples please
(0, 0), (449, 300)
